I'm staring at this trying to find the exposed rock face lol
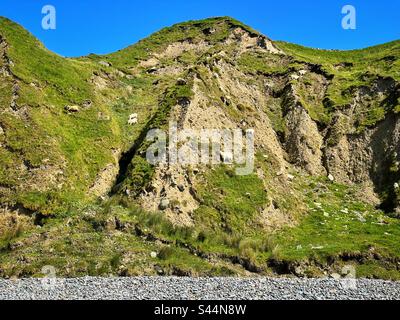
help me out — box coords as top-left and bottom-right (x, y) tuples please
(285, 105), (326, 175)
(120, 21), (399, 225)
(89, 149), (121, 197)
(325, 114), (400, 200)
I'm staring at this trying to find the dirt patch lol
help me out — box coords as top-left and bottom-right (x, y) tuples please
(89, 149), (121, 197)
(154, 40), (210, 60)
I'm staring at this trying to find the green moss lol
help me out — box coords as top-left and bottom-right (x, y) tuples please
(356, 106), (386, 131)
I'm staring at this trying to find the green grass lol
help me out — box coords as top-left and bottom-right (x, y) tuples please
(267, 177), (400, 278)
(238, 51), (289, 75)
(1, 176), (400, 278)
(0, 17), (96, 104)
(194, 166), (267, 233)
(276, 40), (400, 128)
(0, 17), (164, 214)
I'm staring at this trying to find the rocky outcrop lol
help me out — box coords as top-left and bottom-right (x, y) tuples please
(285, 105), (326, 175)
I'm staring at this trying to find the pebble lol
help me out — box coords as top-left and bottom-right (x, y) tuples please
(0, 277), (399, 300)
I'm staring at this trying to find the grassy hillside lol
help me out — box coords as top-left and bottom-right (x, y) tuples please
(0, 16), (400, 279)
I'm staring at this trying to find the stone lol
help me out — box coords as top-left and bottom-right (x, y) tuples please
(330, 273), (341, 280)
(177, 184), (185, 192)
(159, 198), (170, 210)
(294, 266), (305, 277)
(311, 245), (324, 250)
(99, 60), (111, 67)
(287, 174), (295, 181)
(82, 99), (92, 108)
(328, 174), (334, 182)
(358, 216), (366, 223)
(150, 251), (157, 258)
(154, 265), (164, 275)
(147, 67), (158, 74)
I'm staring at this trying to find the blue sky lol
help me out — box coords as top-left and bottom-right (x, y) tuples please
(0, 0), (399, 57)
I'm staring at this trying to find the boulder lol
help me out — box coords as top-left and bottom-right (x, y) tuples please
(82, 99), (92, 108)
(147, 67), (158, 74)
(98, 60), (111, 67)
(330, 273), (341, 280)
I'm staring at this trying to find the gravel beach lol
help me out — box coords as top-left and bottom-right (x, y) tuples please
(0, 277), (399, 300)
